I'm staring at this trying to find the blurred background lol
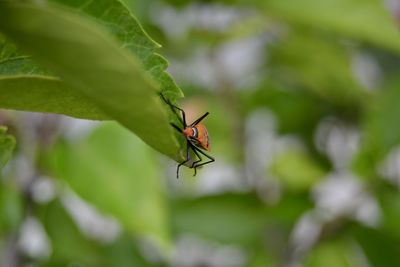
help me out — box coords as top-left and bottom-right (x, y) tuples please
(2, 0), (400, 266)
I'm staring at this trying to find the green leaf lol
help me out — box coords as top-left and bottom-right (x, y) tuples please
(41, 200), (107, 266)
(0, 1), (183, 161)
(40, 200), (160, 267)
(0, 0), (183, 100)
(257, 0), (400, 54)
(46, 122), (169, 250)
(0, 76), (108, 120)
(241, 83), (332, 151)
(269, 29), (366, 106)
(0, 35), (49, 76)
(171, 193), (268, 245)
(0, 181), (23, 234)
(0, 0), (183, 103)
(305, 239), (359, 267)
(378, 189), (400, 238)
(171, 192), (311, 252)
(49, 0), (183, 101)
(269, 148), (325, 192)
(247, 248), (277, 267)
(0, 126), (16, 171)
(353, 225), (400, 267)
(354, 79), (400, 175)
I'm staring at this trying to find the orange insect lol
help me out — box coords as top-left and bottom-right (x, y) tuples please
(161, 94), (214, 178)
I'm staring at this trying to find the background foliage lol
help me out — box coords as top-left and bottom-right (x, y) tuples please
(1, 0), (400, 266)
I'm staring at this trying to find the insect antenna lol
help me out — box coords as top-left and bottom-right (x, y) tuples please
(190, 112), (209, 126)
(170, 122), (182, 133)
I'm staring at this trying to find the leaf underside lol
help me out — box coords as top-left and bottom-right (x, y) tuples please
(0, 1), (185, 161)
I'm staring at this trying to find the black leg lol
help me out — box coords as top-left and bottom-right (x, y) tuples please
(176, 140), (191, 179)
(160, 93), (187, 127)
(170, 123), (182, 133)
(191, 146), (215, 169)
(188, 144), (203, 176)
(190, 112), (209, 126)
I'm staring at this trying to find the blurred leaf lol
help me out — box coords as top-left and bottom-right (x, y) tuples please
(0, 1), (183, 161)
(46, 122), (169, 250)
(269, 148), (325, 192)
(247, 248), (277, 267)
(267, 193), (312, 225)
(258, 0), (400, 53)
(171, 191), (311, 257)
(353, 225), (400, 267)
(171, 193), (268, 245)
(269, 29), (366, 106)
(241, 83), (334, 162)
(304, 238), (360, 267)
(0, 181), (23, 235)
(195, 96), (238, 161)
(41, 200), (160, 267)
(378, 188), (400, 238)
(41, 201), (101, 266)
(0, 76), (108, 120)
(0, 126), (16, 171)
(242, 84), (327, 136)
(368, 80), (400, 150)
(103, 234), (164, 267)
(354, 79), (400, 175)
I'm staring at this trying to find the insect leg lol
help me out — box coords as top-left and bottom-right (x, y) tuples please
(176, 140), (191, 179)
(188, 143), (203, 176)
(190, 112), (209, 126)
(160, 93), (187, 127)
(191, 146), (215, 169)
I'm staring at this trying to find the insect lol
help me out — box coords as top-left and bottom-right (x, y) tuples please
(160, 94), (215, 178)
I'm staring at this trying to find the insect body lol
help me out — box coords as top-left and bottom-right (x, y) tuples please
(183, 124), (210, 151)
(161, 94), (215, 178)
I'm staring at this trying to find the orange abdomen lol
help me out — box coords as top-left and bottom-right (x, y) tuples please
(183, 124), (211, 151)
